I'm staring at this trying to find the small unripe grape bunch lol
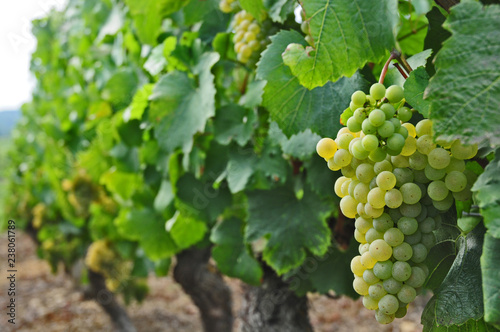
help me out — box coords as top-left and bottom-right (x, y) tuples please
(219, 0), (238, 13)
(232, 10), (267, 64)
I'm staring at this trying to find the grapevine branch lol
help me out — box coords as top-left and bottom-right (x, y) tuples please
(393, 63), (408, 79)
(378, 53), (396, 84)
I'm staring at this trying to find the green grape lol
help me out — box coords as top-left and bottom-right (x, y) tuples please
(373, 213), (394, 232)
(384, 227), (404, 247)
(393, 168), (414, 187)
(359, 242), (370, 254)
(385, 189), (403, 209)
(428, 148), (451, 169)
(240, 44), (252, 57)
(354, 182), (370, 203)
(376, 171), (397, 191)
(348, 179), (360, 197)
(392, 242), (413, 261)
(363, 296), (379, 310)
(383, 277), (403, 294)
(409, 151), (427, 170)
(352, 140), (370, 160)
(446, 158), (466, 173)
(385, 85), (404, 103)
(316, 138), (337, 159)
(375, 310), (395, 324)
(404, 230), (422, 245)
(327, 157), (341, 171)
(340, 196), (358, 218)
(362, 134), (379, 151)
(373, 260), (393, 280)
(413, 169), (430, 184)
(397, 106), (412, 122)
(387, 206), (403, 221)
(464, 168), (478, 184)
(398, 126), (409, 139)
(370, 83), (386, 100)
(395, 306), (408, 319)
(377, 121), (395, 138)
(351, 156), (364, 169)
(416, 135), (436, 155)
(365, 228), (384, 243)
(362, 118), (377, 134)
(367, 187), (386, 209)
(416, 203), (428, 222)
(305, 35), (314, 46)
(374, 160), (393, 174)
(397, 217), (418, 235)
(369, 109), (386, 127)
(406, 266), (426, 288)
(453, 186), (473, 201)
(354, 217), (373, 234)
(445, 171), (467, 192)
(357, 203), (370, 219)
(390, 117), (402, 131)
(421, 232), (436, 250)
(392, 261), (412, 282)
(353, 275), (370, 295)
(369, 177), (378, 190)
(369, 147), (387, 162)
(347, 117), (362, 132)
(300, 21), (309, 34)
(334, 149), (352, 167)
(363, 269), (381, 285)
(340, 179), (351, 197)
(248, 22), (260, 33)
(401, 136), (417, 158)
(399, 183), (422, 204)
(361, 251), (377, 268)
(391, 155), (410, 168)
(367, 95), (377, 106)
(244, 31), (256, 42)
(350, 101), (362, 112)
(427, 180), (449, 201)
(397, 285), (416, 304)
(424, 164), (446, 181)
(369, 239), (393, 261)
(334, 176), (348, 197)
(380, 103), (395, 119)
(368, 282), (387, 300)
(336, 132), (354, 150)
(365, 202), (385, 218)
(415, 119), (433, 137)
(378, 294), (399, 315)
(351, 90), (367, 106)
(356, 163), (376, 183)
(341, 165), (356, 178)
(400, 202), (422, 218)
(387, 133), (405, 151)
(353, 108), (367, 123)
(411, 243), (428, 263)
(450, 140), (474, 160)
(419, 217), (436, 234)
(354, 229), (367, 244)
(403, 122), (416, 137)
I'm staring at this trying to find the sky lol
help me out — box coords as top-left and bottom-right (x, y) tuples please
(0, 0), (67, 112)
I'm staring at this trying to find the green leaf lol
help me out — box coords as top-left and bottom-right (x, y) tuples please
(102, 68), (138, 110)
(115, 208), (177, 260)
(211, 217), (263, 285)
(265, 0), (295, 23)
(423, 7), (451, 75)
(183, 0), (219, 25)
(149, 52), (219, 153)
(123, 84), (154, 122)
(125, 0), (187, 45)
(257, 30), (369, 137)
(245, 184), (333, 274)
(154, 180), (174, 213)
(404, 67), (431, 117)
(100, 170), (143, 200)
(383, 49), (432, 87)
(304, 153), (339, 198)
(213, 105), (256, 146)
(397, 13), (428, 56)
(422, 225), (485, 330)
(227, 146), (257, 193)
(144, 44), (167, 76)
(426, 2), (500, 146)
(281, 0), (398, 89)
(239, 0), (266, 21)
(281, 129), (321, 160)
(481, 233), (500, 329)
(423, 317), (500, 332)
(239, 80), (266, 109)
(166, 212), (207, 249)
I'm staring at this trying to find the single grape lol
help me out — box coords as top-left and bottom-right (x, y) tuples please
(424, 164), (446, 181)
(369, 147), (387, 162)
(353, 108), (367, 123)
(373, 260), (393, 280)
(411, 243), (428, 263)
(244, 31), (256, 42)
(384, 227), (404, 247)
(327, 157), (341, 171)
(351, 90), (367, 106)
(354, 229), (367, 244)
(397, 285), (417, 304)
(365, 203), (384, 218)
(340, 196), (358, 218)
(428, 148), (451, 169)
(369, 282), (387, 300)
(387, 133), (405, 151)
(413, 169), (430, 184)
(340, 179), (351, 197)
(369, 239), (393, 261)
(356, 163), (376, 183)
(336, 132), (354, 150)
(316, 138), (337, 159)
(373, 213), (394, 232)
(400, 183), (422, 205)
(427, 180), (449, 201)
(347, 117), (362, 133)
(421, 232), (436, 250)
(397, 107), (412, 122)
(353, 276), (370, 295)
(300, 21), (309, 34)
(334, 176), (348, 197)
(445, 158), (466, 173)
(375, 310), (395, 324)
(391, 155), (410, 168)
(401, 136), (417, 156)
(392, 242), (413, 261)
(397, 217), (418, 235)
(402, 122), (416, 137)
(363, 296), (379, 310)
(390, 117), (402, 131)
(363, 269), (381, 285)
(378, 294), (399, 315)
(400, 202), (422, 218)
(380, 103), (395, 119)
(386, 85), (404, 104)
(416, 135), (436, 155)
(378, 121), (395, 138)
(450, 140), (474, 160)
(445, 171), (467, 192)
(360, 251), (377, 269)
(395, 306), (407, 319)
(383, 277), (403, 294)
(406, 266), (426, 288)
(419, 217), (436, 234)
(374, 160), (393, 174)
(341, 165), (356, 178)
(370, 83), (386, 100)
(362, 119), (377, 135)
(385, 189), (403, 209)
(409, 151), (427, 170)
(359, 242), (370, 255)
(365, 228), (384, 243)
(392, 261), (412, 282)
(405, 230), (422, 245)
(376, 171), (397, 191)
(354, 182), (370, 204)
(393, 168), (414, 187)
(398, 126), (409, 139)
(334, 149), (352, 167)
(352, 140), (370, 160)
(361, 135), (379, 152)
(369, 109), (386, 127)
(367, 187), (386, 209)
(415, 119), (433, 137)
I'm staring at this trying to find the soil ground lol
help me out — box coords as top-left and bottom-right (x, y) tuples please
(0, 232), (426, 332)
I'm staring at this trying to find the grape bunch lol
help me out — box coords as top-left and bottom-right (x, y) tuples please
(316, 83), (478, 324)
(231, 10), (267, 64)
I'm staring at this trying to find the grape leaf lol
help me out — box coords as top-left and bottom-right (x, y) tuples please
(100, 170), (143, 200)
(422, 225), (485, 330)
(102, 68), (138, 110)
(211, 217), (263, 285)
(481, 233), (500, 329)
(239, 80), (266, 109)
(423, 7), (451, 75)
(404, 67), (431, 117)
(397, 13), (428, 56)
(422, 317), (500, 332)
(115, 208), (177, 260)
(143, 44), (167, 76)
(166, 212), (207, 249)
(149, 52), (219, 154)
(304, 153), (339, 198)
(281, 129), (322, 160)
(265, 0), (295, 23)
(245, 184), (333, 274)
(183, 0), (219, 25)
(213, 105), (256, 146)
(239, 0), (266, 21)
(281, 0), (398, 89)
(123, 84), (154, 122)
(257, 30), (369, 138)
(425, 2), (500, 146)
